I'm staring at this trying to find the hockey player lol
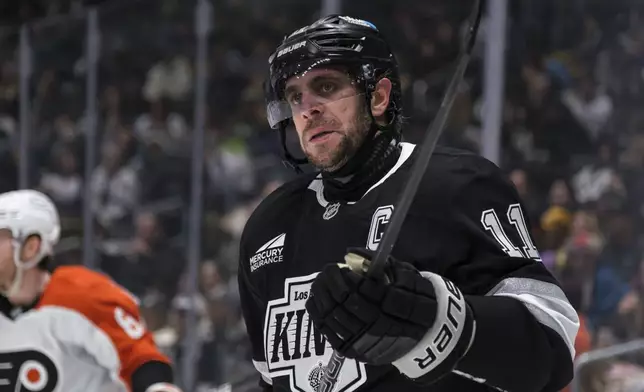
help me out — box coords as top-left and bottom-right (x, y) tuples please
(0, 189), (182, 392)
(238, 14), (579, 392)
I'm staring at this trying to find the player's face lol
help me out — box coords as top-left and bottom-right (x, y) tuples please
(0, 229), (17, 293)
(0, 232), (45, 304)
(285, 68), (370, 171)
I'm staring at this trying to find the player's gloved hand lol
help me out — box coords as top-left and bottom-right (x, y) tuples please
(305, 247), (476, 384)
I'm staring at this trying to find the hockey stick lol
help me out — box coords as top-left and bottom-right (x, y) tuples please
(317, 2), (484, 391)
(368, 0), (483, 279)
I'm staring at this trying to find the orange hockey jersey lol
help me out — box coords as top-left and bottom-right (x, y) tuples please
(0, 265), (170, 392)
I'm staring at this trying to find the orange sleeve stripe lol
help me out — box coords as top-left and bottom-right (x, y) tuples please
(574, 314), (592, 357)
(37, 266), (170, 387)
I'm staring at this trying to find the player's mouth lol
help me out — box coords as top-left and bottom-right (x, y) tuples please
(309, 128), (337, 143)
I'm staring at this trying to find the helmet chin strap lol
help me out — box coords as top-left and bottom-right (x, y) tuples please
(3, 239), (45, 299)
(279, 126), (308, 174)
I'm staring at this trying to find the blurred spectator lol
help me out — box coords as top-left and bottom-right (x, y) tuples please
(115, 211), (184, 301)
(572, 142), (618, 205)
(90, 141), (139, 231)
(199, 260), (226, 301)
(143, 55), (193, 102)
(133, 99), (190, 157)
(38, 147), (82, 215)
(162, 293), (225, 390)
(562, 74), (614, 140)
(539, 179), (575, 269)
(509, 169), (542, 226)
(588, 212), (642, 340)
(205, 133), (256, 212)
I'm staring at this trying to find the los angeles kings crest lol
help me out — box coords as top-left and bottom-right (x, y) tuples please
(264, 272), (368, 392)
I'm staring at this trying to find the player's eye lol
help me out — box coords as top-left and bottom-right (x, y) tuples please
(319, 82), (336, 95)
(286, 92), (302, 106)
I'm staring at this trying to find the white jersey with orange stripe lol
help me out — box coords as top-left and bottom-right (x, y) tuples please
(0, 266), (171, 392)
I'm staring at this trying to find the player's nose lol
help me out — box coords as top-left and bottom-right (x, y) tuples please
(299, 92), (324, 120)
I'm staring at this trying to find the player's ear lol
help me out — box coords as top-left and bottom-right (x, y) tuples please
(370, 77), (392, 118)
(21, 235), (42, 262)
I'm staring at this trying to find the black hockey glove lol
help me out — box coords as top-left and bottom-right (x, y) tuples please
(305, 248), (476, 384)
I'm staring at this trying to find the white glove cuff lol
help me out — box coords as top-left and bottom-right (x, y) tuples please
(392, 271), (473, 380)
(145, 382), (183, 392)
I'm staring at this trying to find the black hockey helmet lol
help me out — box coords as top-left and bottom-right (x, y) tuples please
(264, 15), (403, 171)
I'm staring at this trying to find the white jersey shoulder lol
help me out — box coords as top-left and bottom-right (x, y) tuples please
(0, 306), (127, 392)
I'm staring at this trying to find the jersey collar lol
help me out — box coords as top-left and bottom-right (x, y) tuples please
(307, 142), (416, 207)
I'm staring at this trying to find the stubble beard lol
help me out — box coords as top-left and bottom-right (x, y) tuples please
(304, 104), (371, 172)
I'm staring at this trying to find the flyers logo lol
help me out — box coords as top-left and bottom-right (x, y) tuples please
(0, 350), (60, 392)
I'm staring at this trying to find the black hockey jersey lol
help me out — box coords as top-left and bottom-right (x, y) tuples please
(238, 143), (579, 392)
